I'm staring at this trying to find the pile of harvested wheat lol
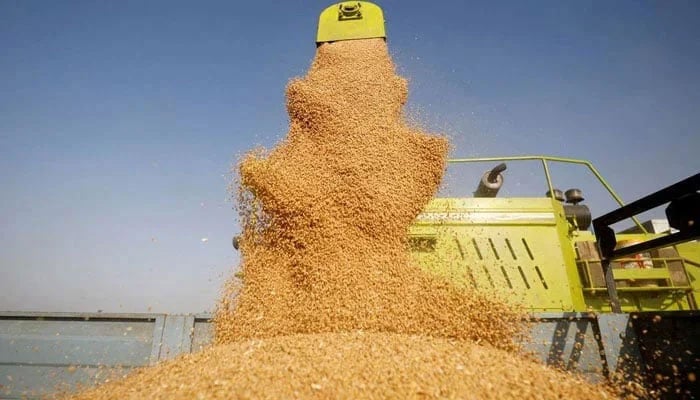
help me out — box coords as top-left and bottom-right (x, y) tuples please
(69, 38), (625, 399)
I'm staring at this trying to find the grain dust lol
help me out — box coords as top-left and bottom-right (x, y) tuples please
(214, 38), (525, 351)
(67, 38), (623, 399)
(69, 332), (616, 400)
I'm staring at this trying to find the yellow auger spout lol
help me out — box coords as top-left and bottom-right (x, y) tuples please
(316, 1), (386, 44)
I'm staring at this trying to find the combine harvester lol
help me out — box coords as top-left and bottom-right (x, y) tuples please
(2, 2), (699, 399)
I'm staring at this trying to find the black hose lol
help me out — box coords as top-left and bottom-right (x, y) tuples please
(487, 163), (507, 183)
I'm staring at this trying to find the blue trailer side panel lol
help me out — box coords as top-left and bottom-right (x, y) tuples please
(1, 311), (697, 399)
(0, 313), (211, 399)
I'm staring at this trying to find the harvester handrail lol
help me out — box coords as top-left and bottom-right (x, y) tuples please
(447, 155), (647, 233)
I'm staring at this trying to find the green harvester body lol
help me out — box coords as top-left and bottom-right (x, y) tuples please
(409, 156), (699, 313)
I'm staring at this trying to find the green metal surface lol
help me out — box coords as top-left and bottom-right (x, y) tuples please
(316, 2), (386, 44)
(408, 156), (698, 313)
(676, 240), (700, 306)
(447, 156), (648, 233)
(409, 197), (584, 311)
(574, 232), (696, 312)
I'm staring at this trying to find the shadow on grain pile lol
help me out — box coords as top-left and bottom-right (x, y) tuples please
(68, 39), (623, 399)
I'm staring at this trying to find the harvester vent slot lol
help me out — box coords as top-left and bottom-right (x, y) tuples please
(454, 237), (466, 259)
(471, 238), (483, 260)
(488, 238), (500, 260)
(522, 238), (535, 260)
(534, 266), (549, 290)
(465, 266), (478, 289)
(505, 238), (517, 260)
(500, 266), (513, 289)
(482, 265), (495, 288)
(517, 266), (531, 289)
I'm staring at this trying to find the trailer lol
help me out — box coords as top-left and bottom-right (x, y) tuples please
(1, 310), (698, 399)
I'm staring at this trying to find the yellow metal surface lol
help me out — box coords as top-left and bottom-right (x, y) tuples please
(317, 2), (386, 43)
(677, 240), (700, 304)
(613, 268), (671, 281)
(409, 196), (698, 312)
(447, 156), (649, 232)
(573, 232), (694, 311)
(409, 197), (584, 312)
(404, 156), (697, 313)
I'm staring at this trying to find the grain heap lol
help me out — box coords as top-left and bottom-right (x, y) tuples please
(69, 39), (621, 399)
(70, 332), (617, 399)
(214, 38), (524, 350)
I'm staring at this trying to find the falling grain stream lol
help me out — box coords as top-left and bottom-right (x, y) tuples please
(69, 39), (627, 400)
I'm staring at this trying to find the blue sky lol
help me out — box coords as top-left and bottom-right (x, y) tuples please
(1, 0), (698, 313)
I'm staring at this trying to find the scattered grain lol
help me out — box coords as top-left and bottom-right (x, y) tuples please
(68, 38), (623, 399)
(69, 332), (616, 400)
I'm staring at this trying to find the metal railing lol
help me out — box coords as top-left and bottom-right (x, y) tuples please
(576, 257), (692, 293)
(447, 155), (647, 233)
